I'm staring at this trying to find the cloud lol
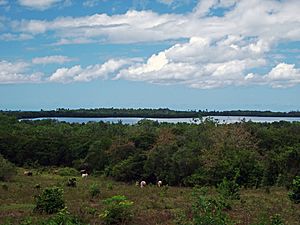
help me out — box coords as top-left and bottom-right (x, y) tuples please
(4, 0), (300, 89)
(12, 0), (300, 45)
(263, 63), (300, 88)
(49, 59), (139, 83)
(18, 0), (63, 10)
(157, 0), (174, 5)
(32, 55), (75, 65)
(116, 36), (267, 88)
(0, 60), (42, 84)
(83, 0), (99, 8)
(0, 33), (33, 41)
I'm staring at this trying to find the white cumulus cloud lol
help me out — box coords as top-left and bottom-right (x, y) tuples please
(264, 63), (300, 88)
(116, 36), (267, 88)
(0, 60), (42, 84)
(49, 59), (139, 83)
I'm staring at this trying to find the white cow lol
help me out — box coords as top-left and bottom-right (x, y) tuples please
(140, 181), (146, 188)
(157, 180), (162, 187)
(82, 173), (88, 178)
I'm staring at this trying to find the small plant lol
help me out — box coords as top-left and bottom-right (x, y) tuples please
(217, 176), (240, 201)
(66, 178), (77, 187)
(41, 208), (83, 225)
(34, 186), (65, 214)
(288, 176), (300, 204)
(89, 183), (100, 198)
(191, 187), (233, 225)
(100, 195), (134, 225)
(270, 214), (285, 225)
(20, 218), (33, 225)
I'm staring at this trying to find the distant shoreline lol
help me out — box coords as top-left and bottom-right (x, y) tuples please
(2, 108), (300, 119)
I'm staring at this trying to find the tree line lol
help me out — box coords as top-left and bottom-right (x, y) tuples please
(1, 108), (300, 119)
(0, 113), (299, 188)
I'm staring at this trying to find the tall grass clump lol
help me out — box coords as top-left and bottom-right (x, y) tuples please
(100, 195), (134, 225)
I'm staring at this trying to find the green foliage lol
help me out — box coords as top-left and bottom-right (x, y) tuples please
(255, 214), (285, 225)
(57, 167), (79, 176)
(288, 176), (300, 204)
(66, 178), (77, 187)
(190, 187), (234, 225)
(89, 183), (100, 198)
(0, 154), (17, 181)
(270, 214), (285, 225)
(41, 208), (83, 225)
(100, 195), (134, 225)
(34, 186), (65, 214)
(217, 176), (240, 201)
(84, 139), (111, 171)
(0, 113), (300, 188)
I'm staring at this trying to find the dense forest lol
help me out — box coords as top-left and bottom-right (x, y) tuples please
(1, 113), (299, 188)
(2, 108), (300, 119)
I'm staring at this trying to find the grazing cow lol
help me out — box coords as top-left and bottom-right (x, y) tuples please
(157, 180), (162, 187)
(24, 171), (33, 176)
(80, 169), (86, 174)
(82, 173), (88, 178)
(140, 181), (146, 188)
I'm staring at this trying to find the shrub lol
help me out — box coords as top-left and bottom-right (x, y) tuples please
(100, 195), (134, 225)
(41, 208), (83, 225)
(217, 177), (240, 200)
(0, 154), (17, 181)
(66, 178), (77, 187)
(270, 214), (285, 225)
(89, 183), (100, 198)
(57, 167), (79, 176)
(34, 187), (65, 214)
(288, 176), (300, 204)
(191, 187), (233, 225)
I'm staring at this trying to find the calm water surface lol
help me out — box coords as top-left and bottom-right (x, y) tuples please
(27, 116), (300, 124)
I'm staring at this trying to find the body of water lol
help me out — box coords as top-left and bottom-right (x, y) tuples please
(25, 116), (300, 124)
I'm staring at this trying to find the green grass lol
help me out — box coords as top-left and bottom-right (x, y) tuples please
(0, 169), (300, 224)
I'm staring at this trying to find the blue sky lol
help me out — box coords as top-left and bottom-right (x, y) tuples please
(0, 0), (299, 111)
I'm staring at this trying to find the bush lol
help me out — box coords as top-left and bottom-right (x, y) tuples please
(66, 178), (77, 187)
(217, 177), (240, 200)
(191, 187), (233, 225)
(41, 208), (83, 225)
(0, 154), (17, 181)
(100, 195), (134, 225)
(89, 183), (100, 198)
(270, 214), (285, 225)
(57, 167), (79, 176)
(288, 176), (300, 204)
(34, 187), (65, 214)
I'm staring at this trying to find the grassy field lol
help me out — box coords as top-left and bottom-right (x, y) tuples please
(0, 168), (300, 225)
